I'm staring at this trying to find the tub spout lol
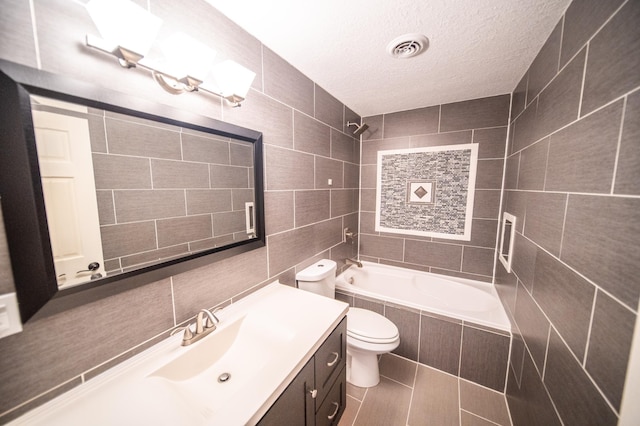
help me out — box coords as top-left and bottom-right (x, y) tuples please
(345, 258), (363, 268)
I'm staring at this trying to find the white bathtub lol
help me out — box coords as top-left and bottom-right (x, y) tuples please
(336, 261), (511, 331)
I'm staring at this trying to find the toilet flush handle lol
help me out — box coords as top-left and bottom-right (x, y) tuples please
(327, 351), (340, 367)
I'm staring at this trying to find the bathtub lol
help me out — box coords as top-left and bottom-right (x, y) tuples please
(336, 261), (510, 332)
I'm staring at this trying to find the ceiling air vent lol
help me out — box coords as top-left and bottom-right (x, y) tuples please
(387, 33), (429, 59)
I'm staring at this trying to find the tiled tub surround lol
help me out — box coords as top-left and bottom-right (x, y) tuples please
(0, 0), (360, 422)
(497, 0), (640, 425)
(360, 94), (510, 283)
(335, 289), (511, 393)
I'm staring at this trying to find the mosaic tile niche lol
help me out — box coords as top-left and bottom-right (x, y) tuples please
(375, 144), (478, 240)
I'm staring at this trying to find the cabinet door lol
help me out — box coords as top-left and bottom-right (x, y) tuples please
(315, 317), (346, 408)
(257, 358), (315, 426)
(316, 366), (346, 426)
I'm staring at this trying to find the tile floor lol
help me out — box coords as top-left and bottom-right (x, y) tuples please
(338, 354), (512, 426)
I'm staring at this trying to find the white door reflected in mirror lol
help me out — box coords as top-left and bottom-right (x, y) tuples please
(32, 97), (105, 288)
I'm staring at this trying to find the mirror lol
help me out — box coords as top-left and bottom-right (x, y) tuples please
(0, 60), (265, 322)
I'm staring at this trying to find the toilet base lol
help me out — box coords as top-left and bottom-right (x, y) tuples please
(346, 350), (381, 388)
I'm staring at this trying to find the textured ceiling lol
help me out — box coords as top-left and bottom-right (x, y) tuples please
(206, 0), (571, 117)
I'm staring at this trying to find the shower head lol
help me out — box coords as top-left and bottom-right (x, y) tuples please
(346, 121), (369, 137)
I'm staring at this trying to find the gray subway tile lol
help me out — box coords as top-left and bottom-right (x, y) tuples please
(472, 190), (500, 219)
(535, 48), (585, 140)
(359, 234), (404, 261)
(518, 138), (548, 190)
(385, 305), (419, 361)
(293, 111), (330, 157)
(512, 99), (538, 152)
(92, 154), (152, 190)
(440, 95), (510, 132)
(378, 354), (417, 386)
(156, 215), (212, 248)
(343, 162), (360, 189)
(473, 127), (508, 159)
(229, 141), (253, 168)
(231, 188), (254, 211)
(0, 0), (37, 67)
(151, 159), (209, 189)
(512, 72), (528, 119)
(209, 164), (249, 189)
(514, 285), (549, 371)
(475, 159), (505, 190)
(527, 20), (562, 101)
(315, 156), (344, 189)
(101, 221), (157, 259)
(460, 380), (511, 426)
(383, 106), (439, 138)
(545, 100), (623, 193)
(267, 218), (342, 276)
(419, 314), (462, 375)
(120, 244), (188, 269)
(314, 85), (343, 130)
(344, 106), (361, 135)
(114, 190), (185, 223)
(353, 296), (384, 315)
(506, 351), (562, 426)
(504, 153), (520, 190)
(263, 46), (314, 116)
(360, 165), (376, 189)
(460, 326), (509, 391)
(532, 250), (595, 360)
(524, 192), (566, 257)
(213, 211), (245, 236)
(410, 130), (471, 149)
(504, 190), (526, 233)
(186, 189), (232, 215)
(361, 137), (410, 165)
(264, 191), (294, 235)
(561, 195), (640, 309)
(88, 113), (107, 153)
(295, 190), (330, 227)
(96, 190), (115, 225)
(581, 0), (640, 115)
(544, 330), (618, 425)
(511, 233), (537, 292)
(331, 189), (357, 217)
(560, 0), (625, 68)
(405, 240), (462, 271)
(331, 129), (359, 164)
(360, 189), (376, 212)
(614, 90), (640, 195)
(586, 291), (636, 410)
(408, 366), (460, 425)
(105, 118), (181, 160)
(361, 115), (383, 141)
(181, 133), (230, 165)
(461, 246), (495, 277)
(265, 145), (315, 190)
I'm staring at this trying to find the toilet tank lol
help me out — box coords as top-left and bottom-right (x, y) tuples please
(296, 259), (337, 298)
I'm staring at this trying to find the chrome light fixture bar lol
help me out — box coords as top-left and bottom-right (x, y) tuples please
(84, 0), (255, 107)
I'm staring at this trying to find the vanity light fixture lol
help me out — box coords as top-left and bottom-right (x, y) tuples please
(84, 0), (256, 107)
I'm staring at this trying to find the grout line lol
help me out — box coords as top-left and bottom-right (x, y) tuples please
(460, 409), (504, 426)
(610, 96), (627, 195)
(557, 194), (569, 258)
(169, 277), (177, 326)
(541, 325), (552, 381)
(28, 0), (41, 69)
(583, 290), (599, 367)
(577, 44), (589, 119)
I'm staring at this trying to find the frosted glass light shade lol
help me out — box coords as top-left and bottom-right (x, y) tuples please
(86, 0), (162, 57)
(160, 32), (216, 81)
(208, 60), (256, 99)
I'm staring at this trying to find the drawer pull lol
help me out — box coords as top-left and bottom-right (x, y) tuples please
(309, 388), (318, 399)
(327, 402), (340, 420)
(327, 351), (340, 367)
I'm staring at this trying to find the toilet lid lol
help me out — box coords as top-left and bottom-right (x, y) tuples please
(347, 308), (399, 343)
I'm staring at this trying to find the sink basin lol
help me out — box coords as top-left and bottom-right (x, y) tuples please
(12, 282), (348, 426)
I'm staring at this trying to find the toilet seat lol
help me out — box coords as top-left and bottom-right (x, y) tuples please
(347, 308), (399, 344)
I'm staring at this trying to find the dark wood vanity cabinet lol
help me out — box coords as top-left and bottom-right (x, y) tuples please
(258, 316), (347, 426)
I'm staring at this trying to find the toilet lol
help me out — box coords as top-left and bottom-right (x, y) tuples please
(296, 259), (400, 388)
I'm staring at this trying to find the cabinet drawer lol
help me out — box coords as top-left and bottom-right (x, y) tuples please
(316, 365), (346, 426)
(314, 316), (346, 408)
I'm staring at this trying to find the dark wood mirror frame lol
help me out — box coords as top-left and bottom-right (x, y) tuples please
(0, 59), (265, 323)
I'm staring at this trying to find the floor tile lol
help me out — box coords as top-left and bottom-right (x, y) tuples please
(460, 410), (499, 426)
(379, 354), (417, 387)
(338, 395), (361, 426)
(460, 380), (512, 425)
(408, 365), (459, 426)
(353, 377), (412, 426)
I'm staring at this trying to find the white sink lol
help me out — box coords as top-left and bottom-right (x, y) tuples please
(11, 282), (348, 426)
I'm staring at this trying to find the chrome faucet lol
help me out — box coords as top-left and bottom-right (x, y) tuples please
(172, 308), (221, 346)
(345, 257), (363, 268)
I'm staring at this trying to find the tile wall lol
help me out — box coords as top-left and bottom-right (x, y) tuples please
(496, 0), (640, 424)
(360, 95), (510, 282)
(0, 0), (358, 422)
